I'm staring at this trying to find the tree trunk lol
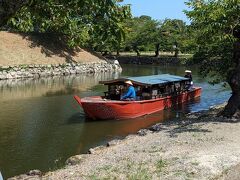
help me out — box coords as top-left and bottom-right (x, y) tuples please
(221, 91), (240, 117)
(0, 0), (29, 27)
(134, 49), (140, 56)
(174, 48), (179, 58)
(116, 44), (120, 56)
(116, 43), (120, 56)
(174, 42), (179, 58)
(221, 30), (240, 117)
(136, 50), (140, 56)
(102, 51), (108, 56)
(155, 43), (160, 57)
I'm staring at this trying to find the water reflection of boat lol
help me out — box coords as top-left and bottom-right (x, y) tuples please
(74, 74), (202, 120)
(111, 109), (174, 135)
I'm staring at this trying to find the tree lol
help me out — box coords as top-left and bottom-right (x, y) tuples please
(124, 16), (159, 56)
(160, 19), (188, 57)
(123, 17), (191, 57)
(185, 0), (240, 117)
(88, 12), (130, 56)
(3, 0), (131, 48)
(0, 0), (28, 27)
(152, 20), (165, 57)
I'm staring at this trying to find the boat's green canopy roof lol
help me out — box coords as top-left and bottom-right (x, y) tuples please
(100, 74), (189, 86)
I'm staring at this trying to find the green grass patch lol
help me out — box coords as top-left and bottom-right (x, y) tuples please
(156, 159), (167, 172)
(127, 166), (151, 180)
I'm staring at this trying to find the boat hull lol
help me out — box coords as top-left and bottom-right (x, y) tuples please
(74, 87), (201, 120)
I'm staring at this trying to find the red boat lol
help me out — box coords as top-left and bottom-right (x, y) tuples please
(74, 74), (201, 120)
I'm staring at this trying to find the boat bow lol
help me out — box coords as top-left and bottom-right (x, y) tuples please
(74, 95), (82, 107)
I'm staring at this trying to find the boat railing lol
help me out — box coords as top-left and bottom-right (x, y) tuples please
(104, 81), (194, 101)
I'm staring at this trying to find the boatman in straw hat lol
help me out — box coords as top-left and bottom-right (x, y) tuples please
(184, 70), (193, 90)
(120, 80), (136, 101)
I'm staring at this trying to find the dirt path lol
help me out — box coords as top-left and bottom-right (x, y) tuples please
(9, 104), (240, 180)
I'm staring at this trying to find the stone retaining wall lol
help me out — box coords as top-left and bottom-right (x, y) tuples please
(0, 60), (122, 80)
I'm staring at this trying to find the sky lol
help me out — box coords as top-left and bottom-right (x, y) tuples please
(122, 0), (190, 23)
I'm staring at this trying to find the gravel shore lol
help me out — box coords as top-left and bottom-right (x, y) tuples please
(9, 104), (240, 180)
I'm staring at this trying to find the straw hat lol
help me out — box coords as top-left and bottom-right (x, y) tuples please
(185, 70), (192, 73)
(125, 80), (133, 85)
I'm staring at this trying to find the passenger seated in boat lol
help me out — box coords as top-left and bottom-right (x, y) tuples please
(108, 85), (121, 100)
(120, 80), (136, 101)
(184, 70), (193, 90)
(159, 86), (165, 97)
(141, 86), (151, 100)
(165, 84), (173, 95)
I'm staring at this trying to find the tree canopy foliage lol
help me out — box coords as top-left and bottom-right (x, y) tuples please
(185, 0), (240, 117)
(0, 0), (29, 27)
(123, 16), (159, 55)
(6, 0), (131, 47)
(185, 0), (240, 83)
(122, 16), (192, 57)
